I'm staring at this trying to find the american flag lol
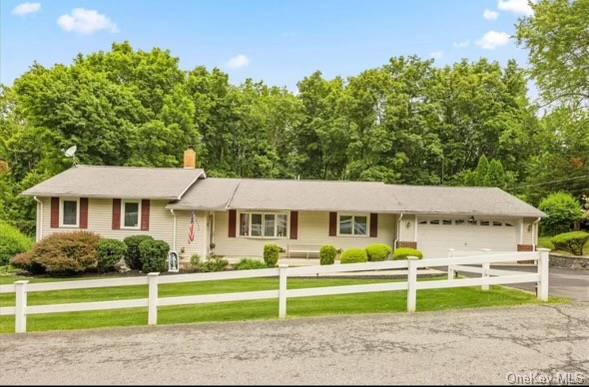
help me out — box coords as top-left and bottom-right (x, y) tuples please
(188, 211), (196, 243)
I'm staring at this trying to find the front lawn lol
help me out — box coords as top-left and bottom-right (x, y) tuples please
(0, 273), (563, 334)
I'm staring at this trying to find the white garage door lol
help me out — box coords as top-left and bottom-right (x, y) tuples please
(418, 218), (518, 258)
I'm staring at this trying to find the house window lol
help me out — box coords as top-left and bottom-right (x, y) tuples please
(239, 212), (288, 238)
(455, 219), (465, 225)
(60, 199), (79, 227)
(122, 200), (141, 229)
(339, 214), (368, 236)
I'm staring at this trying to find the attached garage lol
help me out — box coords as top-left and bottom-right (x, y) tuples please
(417, 217), (519, 258)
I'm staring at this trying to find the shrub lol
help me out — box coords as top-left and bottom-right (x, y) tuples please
(10, 251), (45, 274)
(123, 235), (154, 270)
(551, 231), (589, 256)
(190, 254), (201, 269)
(365, 243), (392, 261)
(340, 248), (368, 264)
(263, 244), (282, 267)
(320, 245), (337, 265)
(235, 258), (267, 270)
(197, 256), (229, 272)
(539, 192), (585, 235)
(97, 239), (127, 273)
(31, 231), (100, 274)
(138, 239), (169, 273)
(393, 248), (423, 260)
(0, 222), (33, 266)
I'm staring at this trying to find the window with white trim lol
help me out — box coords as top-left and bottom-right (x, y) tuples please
(339, 214), (368, 236)
(122, 200), (141, 229)
(239, 212), (288, 238)
(60, 198), (79, 227)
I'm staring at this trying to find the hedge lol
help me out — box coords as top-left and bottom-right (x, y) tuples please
(138, 239), (169, 273)
(97, 239), (127, 272)
(551, 231), (589, 256)
(0, 222), (33, 266)
(123, 235), (154, 270)
(340, 248), (368, 264)
(365, 243), (392, 261)
(235, 258), (267, 270)
(392, 247), (423, 260)
(319, 245), (337, 265)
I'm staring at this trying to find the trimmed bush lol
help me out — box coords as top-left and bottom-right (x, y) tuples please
(10, 251), (45, 274)
(539, 192), (585, 235)
(31, 231), (100, 274)
(0, 222), (33, 266)
(138, 239), (169, 273)
(197, 256), (229, 272)
(235, 258), (267, 270)
(365, 243), (392, 261)
(393, 247), (424, 260)
(123, 235), (154, 270)
(320, 245), (338, 265)
(97, 239), (127, 273)
(190, 254), (201, 269)
(340, 248), (368, 264)
(263, 244), (282, 267)
(551, 231), (589, 256)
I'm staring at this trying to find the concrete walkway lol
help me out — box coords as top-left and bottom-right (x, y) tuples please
(1, 304), (587, 385)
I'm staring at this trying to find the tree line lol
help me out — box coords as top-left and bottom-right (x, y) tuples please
(1, 0), (587, 236)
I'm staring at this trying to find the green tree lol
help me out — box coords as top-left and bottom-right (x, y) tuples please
(539, 192), (585, 235)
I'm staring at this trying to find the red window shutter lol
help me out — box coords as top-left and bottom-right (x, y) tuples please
(141, 200), (150, 231)
(329, 212), (337, 236)
(370, 213), (378, 237)
(50, 197), (59, 228)
(290, 211), (298, 240)
(112, 199), (121, 230)
(79, 198), (89, 229)
(228, 209), (237, 238)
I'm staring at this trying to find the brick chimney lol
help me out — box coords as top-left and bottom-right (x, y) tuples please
(183, 148), (197, 169)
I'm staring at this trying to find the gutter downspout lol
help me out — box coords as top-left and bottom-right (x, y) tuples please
(33, 196), (43, 242)
(532, 217), (541, 251)
(169, 209), (177, 252)
(395, 213), (404, 249)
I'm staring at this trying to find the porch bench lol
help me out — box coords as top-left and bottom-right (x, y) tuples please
(286, 244), (323, 259)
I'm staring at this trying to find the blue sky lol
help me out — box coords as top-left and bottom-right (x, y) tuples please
(2, 0), (534, 92)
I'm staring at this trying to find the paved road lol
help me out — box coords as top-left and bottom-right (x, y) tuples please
(1, 304), (588, 385)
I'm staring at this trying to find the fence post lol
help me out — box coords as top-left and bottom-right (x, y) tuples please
(407, 257), (418, 313)
(481, 249), (491, 291)
(537, 248), (550, 301)
(447, 249), (455, 280)
(15, 280), (29, 334)
(147, 272), (160, 325)
(278, 264), (288, 319)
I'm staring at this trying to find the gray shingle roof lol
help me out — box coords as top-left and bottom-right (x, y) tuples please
(21, 165), (205, 200)
(169, 177), (545, 218)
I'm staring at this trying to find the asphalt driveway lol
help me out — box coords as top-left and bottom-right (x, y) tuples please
(1, 303), (587, 385)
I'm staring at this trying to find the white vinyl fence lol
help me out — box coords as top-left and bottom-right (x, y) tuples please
(0, 249), (550, 333)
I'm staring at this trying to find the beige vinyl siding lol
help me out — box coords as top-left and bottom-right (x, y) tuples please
(173, 210), (208, 261)
(39, 196), (176, 248)
(213, 210), (396, 258)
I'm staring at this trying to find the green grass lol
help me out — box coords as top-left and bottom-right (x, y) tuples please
(0, 272), (563, 334)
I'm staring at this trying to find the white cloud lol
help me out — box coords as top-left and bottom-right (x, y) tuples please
(430, 51), (443, 60)
(483, 9), (499, 20)
(12, 2), (41, 16)
(57, 8), (118, 34)
(497, 0), (534, 16)
(476, 30), (511, 50)
(453, 40), (470, 48)
(226, 54), (250, 69)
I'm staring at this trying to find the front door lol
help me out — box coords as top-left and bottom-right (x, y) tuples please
(207, 214), (215, 256)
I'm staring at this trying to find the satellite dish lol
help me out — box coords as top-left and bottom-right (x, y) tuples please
(64, 145), (78, 165)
